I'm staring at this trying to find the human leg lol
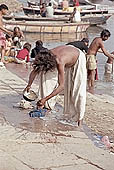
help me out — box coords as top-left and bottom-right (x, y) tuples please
(86, 55), (96, 91)
(78, 119), (83, 127)
(88, 69), (95, 92)
(91, 69), (96, 88)
(0, 32), (6, 63)
(1, 46), (6, 63)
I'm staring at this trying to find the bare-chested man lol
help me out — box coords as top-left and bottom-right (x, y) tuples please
(87, 29), (114, 91)
(24, 45), (87, 126)
(0, 4), (12, 63)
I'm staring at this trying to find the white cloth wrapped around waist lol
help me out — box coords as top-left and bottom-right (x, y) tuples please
(64, 48), (87, 121)
(105, 63), (112, 74)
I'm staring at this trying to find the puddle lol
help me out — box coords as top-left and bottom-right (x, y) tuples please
(83, 124), (106, 149)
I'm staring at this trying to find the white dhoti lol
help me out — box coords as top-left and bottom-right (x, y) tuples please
(37, 49), (87, 121)
(105, 63), (112, 74)
(64, 49), (87, 121)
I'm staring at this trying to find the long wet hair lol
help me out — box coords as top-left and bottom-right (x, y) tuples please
(33, 48), (57, 73)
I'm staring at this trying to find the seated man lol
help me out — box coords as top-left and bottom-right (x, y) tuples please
(24, 45), (87, 126)
(31, 40), (44, 59)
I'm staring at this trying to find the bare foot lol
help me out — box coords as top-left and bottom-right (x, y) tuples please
(87, 88), (94, 94)
(1, 59), (8, 64)
(78, 119), (83, 127)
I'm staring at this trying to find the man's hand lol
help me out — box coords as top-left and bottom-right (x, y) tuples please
(37, 98), (46, 109)
(111, 54), (114, 59)
(7, 30), (13, 36)
(108, 57), (113, 63)
(23, 85), (31, 93)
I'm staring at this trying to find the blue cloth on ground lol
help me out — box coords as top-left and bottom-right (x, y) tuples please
(29, 108), (47, 118)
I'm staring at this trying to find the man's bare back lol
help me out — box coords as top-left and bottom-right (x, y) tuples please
(51, 45), (80, 68)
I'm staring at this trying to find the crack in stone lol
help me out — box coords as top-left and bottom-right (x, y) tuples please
(40, 131), (88, 140)
(15, 131), (29, 140)
(13, 155), (35, 170)
(0, 139), (59, 145)
(73, 153), (105, 170)
(39, 163), (79, 170)
(0, 148), (34, 170)
(40, 168), (52, 170)
(0, 149), (87, 170)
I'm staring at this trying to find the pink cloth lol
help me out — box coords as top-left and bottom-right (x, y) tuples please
(16, 48), (29, 62)
(0, 31), (6, 48)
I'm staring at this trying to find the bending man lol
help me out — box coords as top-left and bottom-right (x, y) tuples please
(24, 45), (87, 126)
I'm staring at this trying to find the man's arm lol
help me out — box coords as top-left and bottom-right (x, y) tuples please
(20, 31), (24, 39)
(100, 41), (114, 59)
(0, 25), (12, 35)
(37, 63), (65, 107)
(24, 69), (38, 91)
(0, 17), (12, 35)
